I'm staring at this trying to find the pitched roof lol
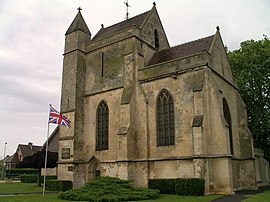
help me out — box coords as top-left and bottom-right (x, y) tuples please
(41, 126), (59, 153)
(148, 35), (215, 66)
(92, 11), (150, 41)
(66, 10), (91, 35)
(4, 153), (18, 163)
(18, 144), (41, 158)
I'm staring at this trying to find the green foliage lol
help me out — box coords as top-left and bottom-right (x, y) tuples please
(244, 191), (270, 202)
(5, 169), (37, 178)
(41, 175), (57, 183)
(15, 151), (58, 187)
(45, 180), (73, 192)
(20, 174), (57, 183)
(227, 36), (270, 160)
(58, 176), (159, 201)
(148, 179), (176, 194)
(149, 178), (205, 196)
(16, 151), (58, 169)
(20, 174), (38, 183)
(175, 178), (205, 196)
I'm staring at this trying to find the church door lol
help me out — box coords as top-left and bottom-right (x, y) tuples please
(88, 157), (101, 182)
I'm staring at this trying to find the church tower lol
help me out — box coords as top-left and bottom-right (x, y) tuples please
(58, 8), (91, 186)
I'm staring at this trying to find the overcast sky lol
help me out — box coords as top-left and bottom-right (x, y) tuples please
(0, 0), (269, 159)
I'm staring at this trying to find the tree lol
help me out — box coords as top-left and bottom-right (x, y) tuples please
(227, 35), (270, 161)
(16, 151), (58, 186)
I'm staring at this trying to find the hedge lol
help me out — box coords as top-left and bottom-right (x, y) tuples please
(149, 178), (205, 196)
(45, 180), (73, 191)
(148, 179), (176, 194)
(20, 174), (38, 183)
(20, 174), (57, 183)
(41, 175), (58, 183)
(5, 169), (38, 178)
(5, 169), (37, 175)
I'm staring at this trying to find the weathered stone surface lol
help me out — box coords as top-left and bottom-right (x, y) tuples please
(57, 4), (261, 195)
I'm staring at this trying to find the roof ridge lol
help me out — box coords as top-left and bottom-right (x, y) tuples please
(102, 10), (149, 30)
(158, 34), (215, 53)
(148, 34), (215, 66)
(92, 10), (150, 41)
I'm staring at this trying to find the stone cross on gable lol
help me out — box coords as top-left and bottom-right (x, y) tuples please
(77, 7), (82, 11)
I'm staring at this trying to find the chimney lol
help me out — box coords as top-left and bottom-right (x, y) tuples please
(28, 142), (33, 150)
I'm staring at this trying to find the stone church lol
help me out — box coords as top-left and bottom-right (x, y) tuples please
(57, 3), (257, 194)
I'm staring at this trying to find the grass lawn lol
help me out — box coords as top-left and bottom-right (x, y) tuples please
(0, 182), (43, 194)
(0, 194), (75, 202)
(0, 182), (221, 202)
(243, 190), (270, 202)
(128, 194), (221, 202)
(0, 194), (221, 202)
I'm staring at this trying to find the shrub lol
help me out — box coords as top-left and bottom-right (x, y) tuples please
(148, 178), (205, 196)
(5, 169), (38, 178)
(20, 175), (57, 184)
(45, 180), (73, 191)
(20, 174), (38, 183)
(58, 177), (159, 201)
(175, 178), (205, 196)
(41, 175), (57, 183)
(148, 179), (176, 194)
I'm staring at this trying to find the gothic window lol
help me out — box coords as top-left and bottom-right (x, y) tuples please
(223, 98), (233, 155)
(157, 89), (175, 146)
(154, 29), (160, 49)
(96, 101), (109, 151)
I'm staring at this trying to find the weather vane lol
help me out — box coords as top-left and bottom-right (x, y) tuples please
(124, 0), (130, 20)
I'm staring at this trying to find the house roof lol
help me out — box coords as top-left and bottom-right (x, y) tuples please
(4, 153), (18, 163)
(41, 126), (59, 153)
(18, 143), (41, 158)
(66, 10), (91, 35)
(92, 10), (150, 41)
(148, 35), (215, 66)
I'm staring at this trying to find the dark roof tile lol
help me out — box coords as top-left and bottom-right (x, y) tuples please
(148, 35), (214, 66)
(18, 144), (41, 158)
(66, 11), (91, 35)
(92, 11), (149, 41)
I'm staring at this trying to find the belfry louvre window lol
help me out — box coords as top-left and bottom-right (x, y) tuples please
(154, 29), (160, 49)
(157, 89), (175, 146)
(96, 101), (109, 151)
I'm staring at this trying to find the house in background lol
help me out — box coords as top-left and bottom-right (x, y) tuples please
(41, 126), (59, 153)
(41, 126), (59, 176)
(4, 142), (41, 169)
(3, 127), (59, 177)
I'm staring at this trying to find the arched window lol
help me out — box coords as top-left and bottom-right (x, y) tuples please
(154, 29), (160, 49)
(223, 98), (233, 155)
(157, 89), (175, 146)
(96, 101), (109, 151)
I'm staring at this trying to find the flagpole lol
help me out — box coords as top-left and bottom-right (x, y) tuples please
(43, 104), (51, 196)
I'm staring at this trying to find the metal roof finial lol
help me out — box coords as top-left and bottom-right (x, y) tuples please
(124, 0), (131, 20)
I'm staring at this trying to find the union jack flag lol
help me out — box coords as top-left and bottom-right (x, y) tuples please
(48, 106), (71, 128)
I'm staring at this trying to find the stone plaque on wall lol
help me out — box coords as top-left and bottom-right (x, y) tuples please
(61, 148), (70, 159)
